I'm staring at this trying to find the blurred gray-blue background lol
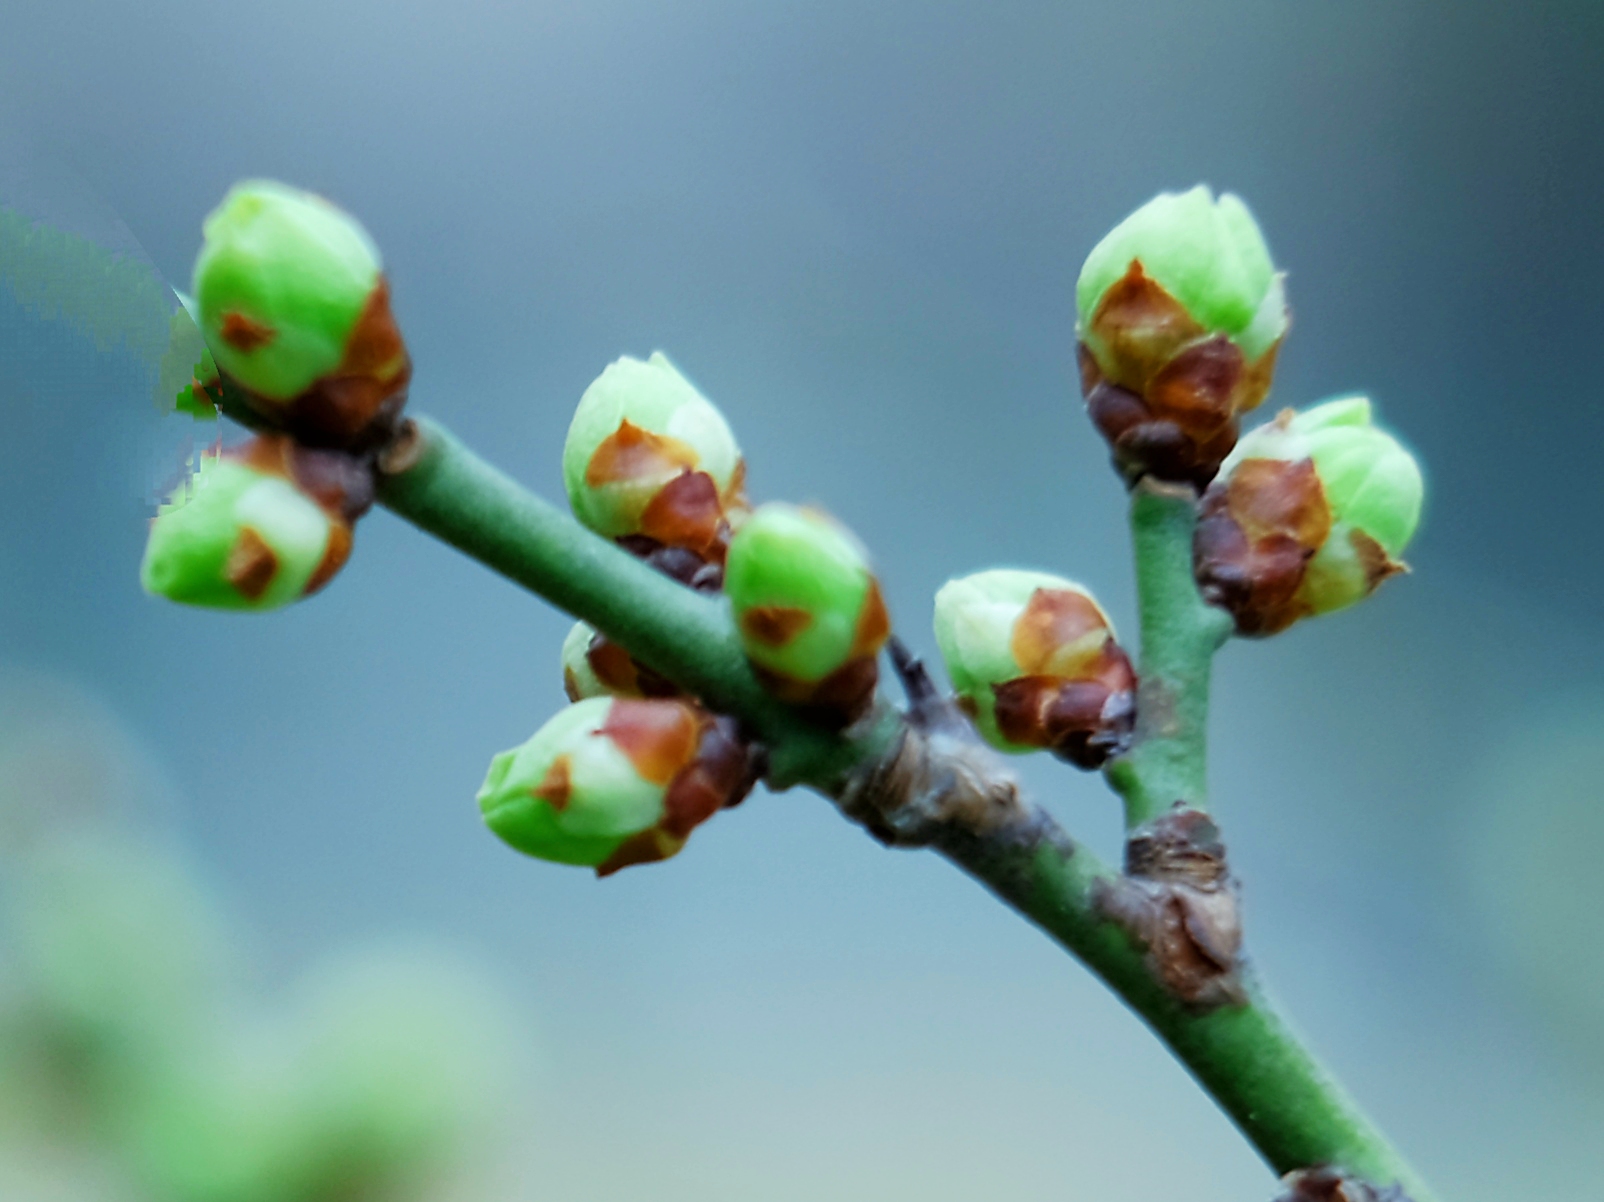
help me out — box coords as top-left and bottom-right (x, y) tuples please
(3, 1), (1603, 1198)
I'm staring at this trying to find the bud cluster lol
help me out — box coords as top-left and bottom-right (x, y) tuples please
(193, 180), (411, 447)
(1077, 186), (1289, 488)
(477, 697), (757, 875)
(143, 181), (415, 617)
(141, 434), (374, 611)
(1193, 397), (1423, 635)
(933, 569), (1135, 768)
(563, 361), (891, 727)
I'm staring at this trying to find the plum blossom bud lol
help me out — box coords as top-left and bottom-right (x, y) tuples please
(933, 569), (1135, 768)
(140, 435), (373, 611)
(560, 620), (681, 702)
(477, 697), (756, 875)
(563, 353), (748, 580)
(724, 503), (890, 725)
(1194, 396), (1423, 635)
(193, 180), (410, 444)
(1077, 186), (1289, 488)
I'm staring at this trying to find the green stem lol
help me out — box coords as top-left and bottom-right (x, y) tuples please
(1104, 480), (1233, 828)
(935, 828), (1439, 1200)
(228, 408), (1434, 1199)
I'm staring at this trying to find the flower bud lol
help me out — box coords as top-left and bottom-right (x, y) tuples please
(562, 353), (747, 575)
(193, 180), (409, 444)
(561, 620), (681, 702)
(933, 569), (1135, 768)
(1077, 186), (1289, 487)
(477, 697), (756, 875)
(1194, 396), (1423, 635)
(141, 435), (374, 611)
(724, 503), (890, 724)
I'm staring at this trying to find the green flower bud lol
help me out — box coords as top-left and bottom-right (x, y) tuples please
(1195, 396), (1423, 635)
(477, 697), (754, 875)
(562, 353), (747, 567)
(724, 503), (890, 724)
(933, 569), (1135, 768)
(193, 180), (409, 442)
(141, 436), (371, 611)
(561, 620), (679, 702)
(1076, 186), (1289, 487)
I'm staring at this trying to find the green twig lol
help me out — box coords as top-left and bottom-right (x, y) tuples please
(1104, 480), (1234, 829)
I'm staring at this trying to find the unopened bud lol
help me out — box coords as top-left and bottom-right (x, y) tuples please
(1194, 396), (1423, 635)
(193, 180), (409, 444)
(933, 569), (1135, 767)
(477, 697), (755, 875)
(561, 620), (681, 702)
(724, 503), (889, 724)
(1077, 186), (1288, 487)
(563, 353), (747, 575)
(141, 435), (373, 611)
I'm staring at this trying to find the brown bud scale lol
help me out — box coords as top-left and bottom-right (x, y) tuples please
(225, 527), (279, 600)
(990, 641), (1136, 768)
(599, 698), (702, 787)
(594, 706), (761, 877)
(234, 278), (411, 450)
(1080, 261), (1284, 487)
(1193, 456), (1331, 636)
(1094, 806), (1244, 1009)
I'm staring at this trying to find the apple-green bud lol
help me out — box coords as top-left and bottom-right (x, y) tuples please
(1076, 186), (1289, 488)
(933, 569), (1135, 768)
(562, 353), (747, 567)
(193, 180), (409, 442)
(560, 620), (680, 702)
(140, 436), (372, 611)
(724, 503), (890, 724)
(1195, 396), (1423, 634)
(477, 697), (754, 875)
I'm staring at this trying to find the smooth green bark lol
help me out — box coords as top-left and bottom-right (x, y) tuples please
(1104, 481), (1234, 828)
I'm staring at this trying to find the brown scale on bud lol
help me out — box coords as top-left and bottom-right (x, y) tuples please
(743, 578), (891, 728)
(1093, 806), (1245, 1009)
(280, 279), (412, 449)
(591, 704), (761, 877)
(1194, 455), (1331, 635)
(992, 589), (1137, 769)
(1079, 263), (1279, 489)
(564, 353), (751, 588)
(228, 434), (376, 593)
(563, 626), (683, 703)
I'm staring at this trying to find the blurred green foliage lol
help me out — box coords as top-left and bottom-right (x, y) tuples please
(0, 675), (521, 1202)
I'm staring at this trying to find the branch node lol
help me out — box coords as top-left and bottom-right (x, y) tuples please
(376, 417), (425, 476)
(1275, 1167), (1415, 1202)
(1094, 804), (1245, 1009)
(835, 714), (1033, 849)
